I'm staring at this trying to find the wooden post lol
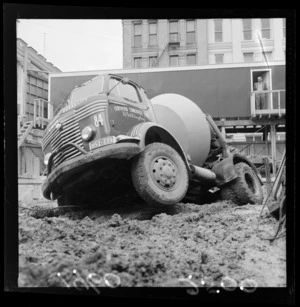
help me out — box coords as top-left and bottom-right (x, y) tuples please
(250, 92), (256, 117)
(270, 124), (277, 176)
(278, 91), (281, 118)
(263, 156), (271, 194)
(263, 126), (269, 156)
(221, 126), (226, 139)
(22, 44), (29, 120)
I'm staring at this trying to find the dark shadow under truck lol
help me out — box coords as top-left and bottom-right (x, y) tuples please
(42, 74), (263, 208)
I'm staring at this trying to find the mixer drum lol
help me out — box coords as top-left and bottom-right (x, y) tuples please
(151, 93), (211, 167)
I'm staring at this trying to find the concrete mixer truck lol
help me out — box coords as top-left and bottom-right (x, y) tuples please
(41, 74), (263, 208)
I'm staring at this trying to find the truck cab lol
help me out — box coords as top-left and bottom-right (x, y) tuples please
(42, 74), (263, 208)
(42, 74), (157, 204)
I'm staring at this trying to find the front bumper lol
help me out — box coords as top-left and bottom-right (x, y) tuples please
(42, 142), (141, 200)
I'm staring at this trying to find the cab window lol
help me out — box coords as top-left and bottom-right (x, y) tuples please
(109, 77), (141, 103)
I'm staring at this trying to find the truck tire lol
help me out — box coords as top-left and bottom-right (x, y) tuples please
(57, 192), (77, 207)
(221, 162), (263, 205)
(131, 142), (189, 207)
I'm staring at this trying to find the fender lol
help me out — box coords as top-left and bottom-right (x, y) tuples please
(128, 122), (192, 173)
(232, 153), (263, 185)
(212, 153), (263, 186)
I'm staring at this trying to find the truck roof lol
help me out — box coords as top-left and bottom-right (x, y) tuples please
(74, 73), (145, 91)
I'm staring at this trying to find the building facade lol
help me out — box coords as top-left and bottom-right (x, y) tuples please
(122, 18), (286, 68)
(17, 38), (61, 121)
(17, 38), (61, 178)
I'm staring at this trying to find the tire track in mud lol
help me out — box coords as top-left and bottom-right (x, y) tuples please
(19, 200), (286, 288)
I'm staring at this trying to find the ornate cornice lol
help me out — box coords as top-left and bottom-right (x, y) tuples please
(241, 39), (274, 49)
(208, 42), (232, 51)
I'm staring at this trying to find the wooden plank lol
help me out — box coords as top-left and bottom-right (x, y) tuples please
(19, 178), (44, 185)
(224, 126), (285, 133)
(214, 118), (285, 127)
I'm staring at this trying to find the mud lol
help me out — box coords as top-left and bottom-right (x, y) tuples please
(19, 198), (286, 288)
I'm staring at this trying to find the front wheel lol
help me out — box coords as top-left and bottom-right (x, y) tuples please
(131, 142), (189, 207)
(221, 162), (263, 205)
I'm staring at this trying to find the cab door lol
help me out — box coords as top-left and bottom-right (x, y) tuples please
(107, 76), (150, 135)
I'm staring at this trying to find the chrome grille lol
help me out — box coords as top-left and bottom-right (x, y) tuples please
(42, 100), (108, 168)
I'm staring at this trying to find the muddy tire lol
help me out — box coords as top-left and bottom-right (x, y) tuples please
(221, 162), (263, 205)
(131, 142), (189, 207)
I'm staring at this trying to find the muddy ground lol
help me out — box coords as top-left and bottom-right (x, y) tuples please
(18, 192), (286, 289)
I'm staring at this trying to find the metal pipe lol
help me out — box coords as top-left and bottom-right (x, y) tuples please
(33, 99), (36, 127)
(190, 164), (216, 184)
(42, 99), (44, 129)
(206, 114), (229, 158)
(39, 99), (41, 126)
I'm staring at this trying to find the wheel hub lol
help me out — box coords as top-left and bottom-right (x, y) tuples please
(151, 157), (178, 190)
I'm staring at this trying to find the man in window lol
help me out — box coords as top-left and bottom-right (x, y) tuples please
(254, 76), (268, 110)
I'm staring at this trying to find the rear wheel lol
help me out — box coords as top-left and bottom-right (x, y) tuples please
(221, 162), (263, 205)
(131, 142), (189, 207)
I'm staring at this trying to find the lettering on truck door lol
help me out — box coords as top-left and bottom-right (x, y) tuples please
(108, 77), (149, 135)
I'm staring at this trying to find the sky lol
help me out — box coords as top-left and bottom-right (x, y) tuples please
(17, 19), (123, 72)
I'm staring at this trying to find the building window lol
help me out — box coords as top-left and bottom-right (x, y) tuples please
(214, 19), (223, 42)
(169, 55), (179, 66)
(242, 19), (252, 40)
(283, 18), (286, 38)
(215, 54), (224, 64)
(243, 52), (254, 62)
(262, 51), (273, 61)
(186, 20), (195, 44)
(149, 56), (157, 67)
(149, 22), (157, 46)
(133, 23), (142, 47)
(261, 19), (271, 39)
(187, 54), (196, 65)
(169, 20), (179, 43)
(134, 57), (142, 68)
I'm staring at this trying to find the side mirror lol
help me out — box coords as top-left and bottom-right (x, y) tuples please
(121, 77), (129, 85)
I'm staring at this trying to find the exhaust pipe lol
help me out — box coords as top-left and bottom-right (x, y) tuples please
(190, 164), (216, 185)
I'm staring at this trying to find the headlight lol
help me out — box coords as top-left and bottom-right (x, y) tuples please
(81, 126), (95, 141)
(44, 152), (51, 165)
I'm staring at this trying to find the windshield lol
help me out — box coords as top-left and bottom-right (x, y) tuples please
(54, 76), (104, 116)
(70, 76), (104, 102)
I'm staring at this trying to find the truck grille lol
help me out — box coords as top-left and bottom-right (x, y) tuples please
(42, 100), (107, 168)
